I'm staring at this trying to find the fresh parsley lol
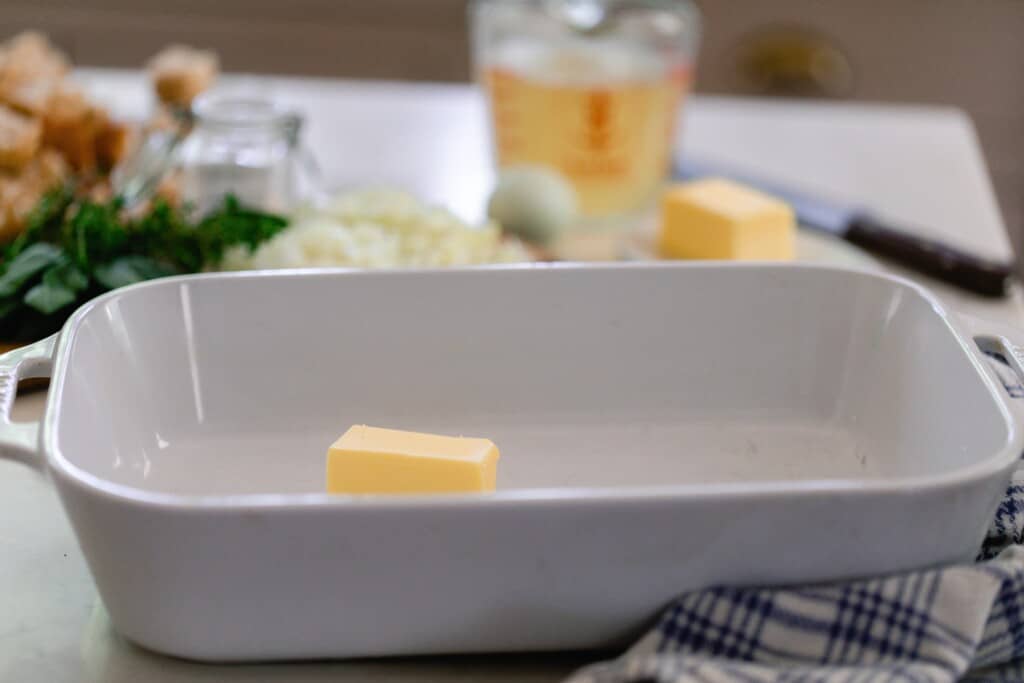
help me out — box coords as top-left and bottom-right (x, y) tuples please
(0, 188), (287, 340)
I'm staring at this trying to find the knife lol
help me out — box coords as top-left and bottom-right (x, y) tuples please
(676, 158), (1016, 298)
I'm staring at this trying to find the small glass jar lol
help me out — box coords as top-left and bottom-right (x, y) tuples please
(471, 0), (700, 244)
(178, 96), (320, 215)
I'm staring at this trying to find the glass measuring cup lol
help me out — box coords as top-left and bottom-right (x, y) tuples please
(471, 0), (700, 231)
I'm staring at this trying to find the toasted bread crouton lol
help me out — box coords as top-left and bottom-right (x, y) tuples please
(0, 105), (41, 170)
(25, 147), (69, 190)
(95, 116), (133, 170)
(0, 72), (57, 117)
(86, 180), (113, 203)
(154, 169), (182, 206)
(42, 85), (103, 172)
(0, 175), (20, 241)
(0, 32), (68, 122)
(43, 82), (90, 122)
(0, 175), (37, 241)
(148, 45), (218, 107)
(6, 182), (40, 230)
(0, 150), (69, 241)
(0, 32), (68, 83)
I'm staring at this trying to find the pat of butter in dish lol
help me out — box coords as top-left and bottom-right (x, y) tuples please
(326, 425), (500, 494)
(659, 178), (795, 261)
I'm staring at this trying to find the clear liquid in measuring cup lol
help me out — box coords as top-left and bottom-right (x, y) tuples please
(482, 37), (690, 222)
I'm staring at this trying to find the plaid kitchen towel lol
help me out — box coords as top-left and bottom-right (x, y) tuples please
(569, 352), (1024, 683)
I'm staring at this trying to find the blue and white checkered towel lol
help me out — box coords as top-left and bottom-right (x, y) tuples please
(570, 352), (1024, 683)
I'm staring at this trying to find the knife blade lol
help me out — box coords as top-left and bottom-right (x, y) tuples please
(676, 158), (1016, 298)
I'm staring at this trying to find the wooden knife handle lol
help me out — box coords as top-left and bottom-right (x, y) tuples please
(846, 215), (1015, 298)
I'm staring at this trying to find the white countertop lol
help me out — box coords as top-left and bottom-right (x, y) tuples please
(1, 71), (1020, 682)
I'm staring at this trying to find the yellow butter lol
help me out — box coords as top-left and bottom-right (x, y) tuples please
(326, 425), (500, 495)
(659, 178), (795, 261)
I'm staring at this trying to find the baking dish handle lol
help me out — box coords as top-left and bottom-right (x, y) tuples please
(0, 335), (56, 468)
(961, 314), (1024, 413)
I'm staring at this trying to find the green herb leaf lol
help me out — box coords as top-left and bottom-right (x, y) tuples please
(0, 243), (64, 297)
(24, 285), (75, 315)
(56, 260), (89, 291)
(23, 260), (90, 315)
(127, 199), (203, 272)
(67, 199), (127, 269)
(27, 277), (73, 314)
(93, 256), (177, 290)
(0, 188), (287, 341)
(195, 196), (288, 266)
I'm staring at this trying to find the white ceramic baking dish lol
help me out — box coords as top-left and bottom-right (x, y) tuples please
(2, 263), (1023, 662)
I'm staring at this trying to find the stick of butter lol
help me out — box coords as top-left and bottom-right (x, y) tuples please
(659, 178), (795, 261)
(326, 425), (500, 495)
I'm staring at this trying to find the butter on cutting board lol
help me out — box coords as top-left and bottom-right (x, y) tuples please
(326, 425), (500, 494)
(658, 178), (795, 261)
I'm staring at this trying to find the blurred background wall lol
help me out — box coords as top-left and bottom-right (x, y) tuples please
(2, 0), (1021, 255)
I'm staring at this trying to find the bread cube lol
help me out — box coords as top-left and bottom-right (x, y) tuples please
(148, 45), (218, 107)
(0, 105), (42, 170)
(42, 85), (102, 171)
